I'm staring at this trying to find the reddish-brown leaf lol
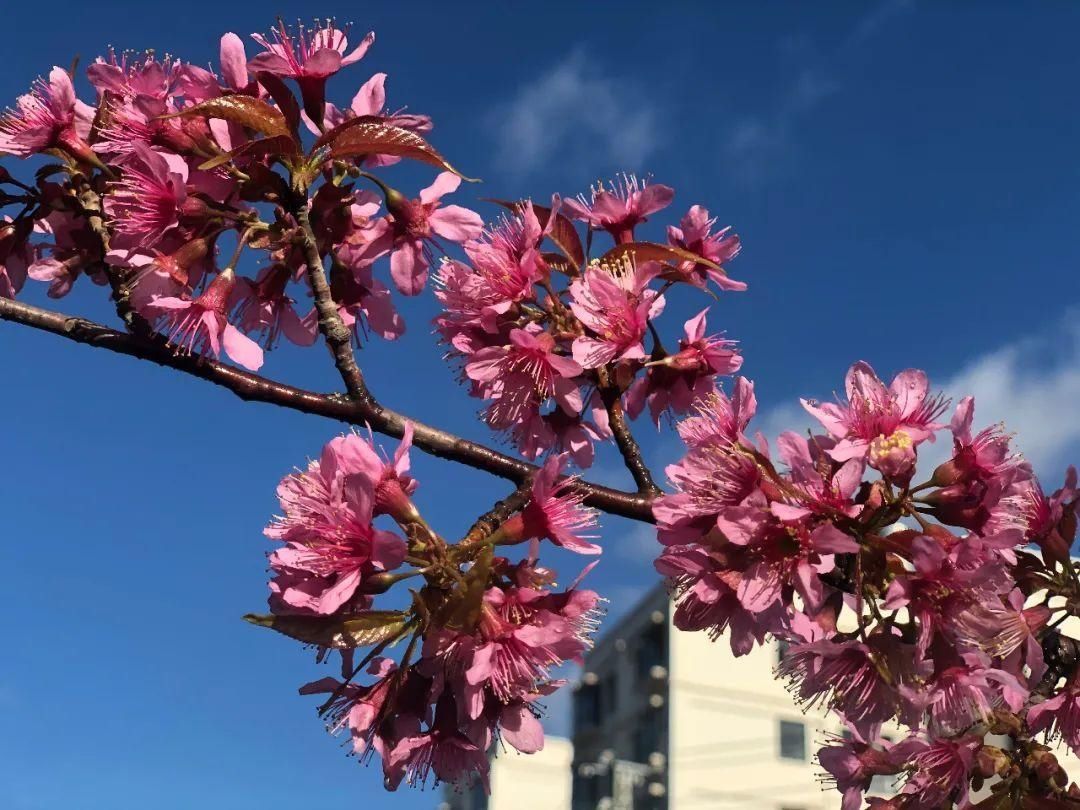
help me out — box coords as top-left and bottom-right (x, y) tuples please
(599, 241), (724, 273)
(252, 73), (302, 138)
(164, 95), (293, 141)
(323, 121), (477, 180)
(198, 134), (298, 170)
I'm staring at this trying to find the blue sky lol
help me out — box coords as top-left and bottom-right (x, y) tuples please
(2, 2), (1079, 808)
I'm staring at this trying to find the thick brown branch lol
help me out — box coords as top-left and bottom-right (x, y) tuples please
(290, 198), (372, 403)
(598, 367), (660, 495)
(0, 296), (655, 523)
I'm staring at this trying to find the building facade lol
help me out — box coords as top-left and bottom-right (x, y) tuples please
(572, 584), (862, 810)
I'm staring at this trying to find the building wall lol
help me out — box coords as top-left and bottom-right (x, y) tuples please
(667, 614), (834, 810)
(490, 737), (573, 810)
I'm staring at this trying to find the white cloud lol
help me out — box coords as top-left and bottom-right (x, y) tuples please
(939, 315), (1080, 477)
(725, 0), (911, 186)
(848, 0), (916, 46)
(487, 50), (660, 177)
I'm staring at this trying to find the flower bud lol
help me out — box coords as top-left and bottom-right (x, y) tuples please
(868, 430), (916, 482)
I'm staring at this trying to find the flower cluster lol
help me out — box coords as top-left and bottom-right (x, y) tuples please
(5, 15), (1079, 808)
(0, 20), (481, 370)
(256, 433), (601, 791)
(656, 362), (1080, 807)
(434, 176), (744, 468)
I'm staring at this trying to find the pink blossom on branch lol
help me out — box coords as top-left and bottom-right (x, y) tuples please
(0, 68), (95, 162)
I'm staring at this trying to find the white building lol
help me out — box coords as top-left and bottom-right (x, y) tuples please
(571, 584), (886, 810)
(439, 735), (573, 810)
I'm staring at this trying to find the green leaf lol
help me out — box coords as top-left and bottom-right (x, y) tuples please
(163, 96), (294, 141)
(243, 610), (409, 649)
(322, 119), (478, 181)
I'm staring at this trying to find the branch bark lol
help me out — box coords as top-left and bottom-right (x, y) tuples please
(290, 197), (373, 403)
(598, 367), (661, 495)
(0, 296), (655, 523)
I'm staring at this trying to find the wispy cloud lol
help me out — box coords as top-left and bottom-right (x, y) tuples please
(755, 312), (1080, 478)
(487, 49), (660, 178)
(938, 314), (1080, 477)
(849, 0), (916, 46)
(725, 0), (913, 186)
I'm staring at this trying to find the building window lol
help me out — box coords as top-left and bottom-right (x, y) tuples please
(636, 622), (667, 681)
(779, 720), (806, 761)
(599, 671), (618, 718)
(574, 683), (601, 728)
(633, 709), (663, 763)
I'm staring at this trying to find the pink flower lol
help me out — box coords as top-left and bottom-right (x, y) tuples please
(233, 264), (317, 349)
(655, 544), (777, 656)
(496, 454), (600, 555)
(817, 736), (901, 810)
(365, 172), (483, 296)
(562, 174), (674, 243)
(1027, 678), (1080, 754)
(773, 432), (864, 521)
(883, 532), (1010, 657)
(666, 205), (745, 291)
(434, 206), (548, 345)
(801, 362), (947, 468)
(248, 19), (375, 125)
(924, 397), (1030, 531)
(0, 68), (95, 161)
(509, 398), (610, 470)
(778, 638), (907, 737)
(299, 657), (397, 756)
(429, 571), (599, 717)
(219, 33), (254, 92)
(28, 210), (107, 298)
(675, 376), (758, 451)
(626, 308), (743, 424)
(569, 256), (665, 368)
(897, 736), (980, 809)
(324, 423), (418, 522)
(384, 694), (489, 791)
(148, 269), (265, 371)
(0, 218), (33, 299)
(331, 239), (406, 342)
(465, 328), (583, 431)
(265, 433), (408, 614)
(105, 144), (200, 247)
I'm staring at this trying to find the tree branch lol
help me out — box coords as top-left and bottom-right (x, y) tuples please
(598, 367), (660, 495)
(0, 296), (656, 523)
(290, 197), (373, 404)
(463, 483), (533, 544)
